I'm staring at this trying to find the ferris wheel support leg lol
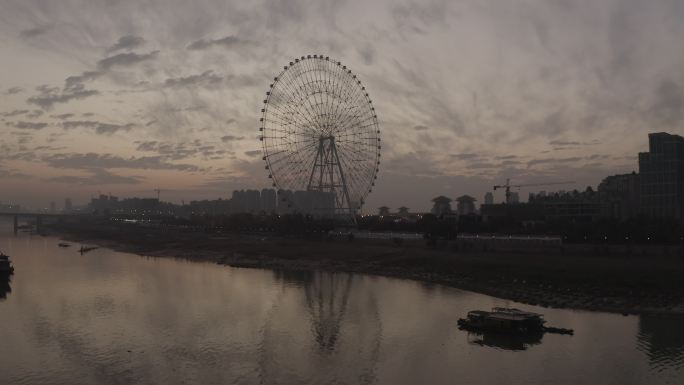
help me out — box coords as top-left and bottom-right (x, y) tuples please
(331, 137), (356, 225)
(307, 138), (325, 191)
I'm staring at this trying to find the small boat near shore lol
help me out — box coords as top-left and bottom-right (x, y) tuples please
(458, 307), (573, 335)
(58, 242), (71, 247)
(78, 246), (99, 254)
(0, 252), (15, 275)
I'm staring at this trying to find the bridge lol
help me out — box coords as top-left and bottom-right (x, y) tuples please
(0, 212), (85, 233)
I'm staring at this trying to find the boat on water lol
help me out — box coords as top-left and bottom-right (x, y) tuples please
(58, 242), (71, 247)
(0, 252), (15, 275)
(458, 307), (573, 335)
(78, 246), (98, 254)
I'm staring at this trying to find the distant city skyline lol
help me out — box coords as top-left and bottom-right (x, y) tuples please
(2, 0), (684, 211)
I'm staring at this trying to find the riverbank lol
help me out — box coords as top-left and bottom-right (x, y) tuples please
(53, 223), (684, 315)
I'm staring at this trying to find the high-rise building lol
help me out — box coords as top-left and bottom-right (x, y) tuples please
(277, 190), (295, 214)
(64, 198), (73, 212)
(484, 192), (493, 205)
(49, 201), (56, 213)
(456, 195), (477, 215)
(509, 192), (520, 204)
(598, 172), (640, 220)
(430, 196), (452, 216)
(261, 189), (277, 213)
(639, 132), (684, 219)
(245, 189), (261, 212)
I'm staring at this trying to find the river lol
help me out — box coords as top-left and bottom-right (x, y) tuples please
(0, 227), (682, 384)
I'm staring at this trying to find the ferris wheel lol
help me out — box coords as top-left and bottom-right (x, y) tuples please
(259, 55), (381, 220)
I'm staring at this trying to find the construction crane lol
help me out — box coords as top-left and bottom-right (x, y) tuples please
(493, 179), (575, 204)
(154, 188), (161, 201)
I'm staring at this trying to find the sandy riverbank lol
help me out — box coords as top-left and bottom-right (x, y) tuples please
(54, 224), (684, 315)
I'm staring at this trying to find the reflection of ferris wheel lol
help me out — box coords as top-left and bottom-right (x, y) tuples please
(259, 55), (381, 220)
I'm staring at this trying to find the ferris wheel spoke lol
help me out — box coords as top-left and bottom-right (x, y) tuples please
(272, 70), (321, 134)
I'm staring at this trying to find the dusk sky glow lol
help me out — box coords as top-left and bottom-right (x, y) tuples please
(2, 0), (684, 212)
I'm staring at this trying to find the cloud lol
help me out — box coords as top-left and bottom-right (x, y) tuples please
(64, 71), (102, 90)
(9, 121), (48, 130)
(61, 120), (134, 134)
(136, 141), (158, 151)
(527, 157), (583, 168)
(27, 85), (99, 110)
(467, 162), (498, 169)
(164, 70), (223, 88)
(549, 140), (581, 146)
(221, 135), (245, 142)
(649, 79), (684, 127)
(357, 44), (375, 65)
(391, 1), (451, 35)
(51, 113), (75, 120)
(187, 35), (244, 50)
(0, 168), (29, 179)
(44, 153), (202, 172)
(549, 140), (601, 146)
(107, 35), (146, 52)
(451, 153), (480, 160)
(0, 110), (29, 117)
(413, 125), (429, 131)
(19, 25), (50, 39)
(244, 150), (261, 157)
(6, 87), (23, 95)
(47, 168), (143, 185)
(133, 140), (232, 160)
(26, 110), (44, 118)
(97, 51), (159, 70)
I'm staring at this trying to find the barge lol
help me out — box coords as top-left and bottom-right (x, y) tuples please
(458, 307), (573, 335)
(0, 252), (15, 275)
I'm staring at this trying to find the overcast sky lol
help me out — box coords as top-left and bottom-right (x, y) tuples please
(1, 0), (683, 212)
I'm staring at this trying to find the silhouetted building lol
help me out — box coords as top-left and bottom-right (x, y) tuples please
(90, 194), (118, 213)
(484, 192), (493, 205)
(431, 196), (452, 216)
(261, 188), (276, 213)
(378, 206), (390, 216)
(187, 198), (232, 215)
(456, 195), (476, 215)
(273, 189), (335, 217)
(598, 172), (640, 220)
(509, 192), (520, 204)
(64, 198), (73, 212)
(231, 189), (260, 213)
(0, 202), (21, 213)
(484, 189), (602, 222)
(277, 189), (295, 214)
(639, 132), (684, 219)
(397, 206), (410, 217)
(49, 201), (56, 213)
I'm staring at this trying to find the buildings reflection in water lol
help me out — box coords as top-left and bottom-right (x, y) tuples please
(0, 273), (11, 300)
(261, 270), (382, 384)
(466, 330), (544, 351)
(638, 314), (684, 370)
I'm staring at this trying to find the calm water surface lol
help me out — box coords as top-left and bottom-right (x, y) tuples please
(0, 227), (683, 385)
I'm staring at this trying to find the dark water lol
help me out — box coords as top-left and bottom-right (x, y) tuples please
(0, 229), (683, 384)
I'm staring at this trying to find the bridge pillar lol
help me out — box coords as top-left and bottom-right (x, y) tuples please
(13, 215), (18, 234)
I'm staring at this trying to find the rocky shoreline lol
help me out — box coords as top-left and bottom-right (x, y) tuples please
(52, 224), (684, 315)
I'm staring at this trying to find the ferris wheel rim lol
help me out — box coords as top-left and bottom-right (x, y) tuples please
(259, 55), (381, 209)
